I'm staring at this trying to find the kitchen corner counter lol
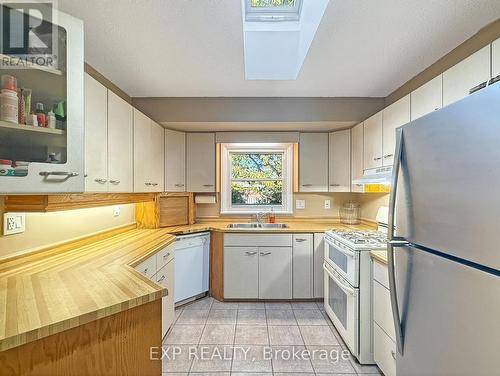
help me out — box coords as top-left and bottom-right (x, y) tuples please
(0, 224), (175, 352)
(371, 250), (388, 264)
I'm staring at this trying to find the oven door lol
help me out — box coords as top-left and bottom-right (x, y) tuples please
(324, 234), (359, 287)
(323, 261), (359, 356)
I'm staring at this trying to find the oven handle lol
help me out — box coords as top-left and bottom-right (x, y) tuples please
(324, 236), (356, 258)
(323, 262), (356, 296)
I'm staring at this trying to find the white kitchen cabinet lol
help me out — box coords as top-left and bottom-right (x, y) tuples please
(186, 133), (215, 192)
(133, 109), (164, 192)
(328, 130), (351, 192)
(443, 46), (491, 106)
(313, 233), (325, 298)
(84, 74), (108, 192)
(351, 123), (364, 193)
(382, 95), (410, 166)
(363, 111), (383, 170)
(259, 247), (293, 299)
(293, 234), (313, 298)
(224, 246), (259, 299)
(156, 258), (175, 338)
(165, 129), (186, 192)
(107, 90), (133, 192)
(493, 37), (500, 78)
(410, 75), (443, 121)
(374, 323), (396, 376)
(299, 133), (329, 192)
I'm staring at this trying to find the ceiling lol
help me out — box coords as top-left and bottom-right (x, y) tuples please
(58, 0), (500, 97)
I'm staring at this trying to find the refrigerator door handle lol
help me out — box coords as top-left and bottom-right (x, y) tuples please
(388, 127), (406, 356)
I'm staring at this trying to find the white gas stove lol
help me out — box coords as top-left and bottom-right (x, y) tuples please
(324, 229), (388, 251)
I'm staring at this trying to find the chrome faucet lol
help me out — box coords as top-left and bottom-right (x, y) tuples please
(252, 212), (267, 224)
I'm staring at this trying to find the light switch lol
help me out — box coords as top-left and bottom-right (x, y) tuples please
(113, 205), (121, 217)
(295, 200), (305, 210)
(324, 199), (331, 209)
(3, 213), (25, 235)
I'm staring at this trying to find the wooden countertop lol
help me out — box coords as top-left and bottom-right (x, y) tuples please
(371, 250), (388, 264)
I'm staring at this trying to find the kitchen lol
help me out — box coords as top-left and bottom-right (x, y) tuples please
(1, 1), (500, 375)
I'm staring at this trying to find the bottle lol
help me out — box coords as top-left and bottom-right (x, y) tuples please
(269, 207), (276, 224)
(47, 110), (56, 129)
(0, 89), (19, 123)
(18, 89), (25, 125)
(35, 103), (46, 127)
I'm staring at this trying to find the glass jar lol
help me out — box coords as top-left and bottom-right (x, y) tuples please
(339, 201), (361, 225)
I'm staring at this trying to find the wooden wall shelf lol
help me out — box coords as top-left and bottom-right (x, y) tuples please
(4, 193), (157, 212)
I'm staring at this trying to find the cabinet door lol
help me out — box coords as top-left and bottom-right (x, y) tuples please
(293, 234), (313, 298)
(313, 233), (324, 298)
(165, 129), (186, 192)
(411, 75), (443, 121)
(107, 90), (133, 192)
(259, 247), (292, 299)
(133, 109), (153, 192)
(224, 247), (259, 299)
(363, 111), (383, 170)
(493, 37), (500, 78)
(351, 123), (364, 193)
(84, 74), (108, 192)
(299, 133), (329, 192)
(374, 323), (396, 376)
(443, 46), (491, 106)
(186, 133), (215, 192)
(328, 130), (351, 192)
(156, 259), (175, 338)
(382, 94), (410, 166)
(150, 121), (165, 191)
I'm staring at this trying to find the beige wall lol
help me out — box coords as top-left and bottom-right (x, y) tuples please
(356, 193), (390, 221)
(0, 197), (135, 259)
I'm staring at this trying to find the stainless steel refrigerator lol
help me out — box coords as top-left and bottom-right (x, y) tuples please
(387, 82), (500, 376)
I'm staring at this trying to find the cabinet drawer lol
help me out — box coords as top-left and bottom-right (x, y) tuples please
(224, 233), (292, 247)
(374, 323), (396, 376)
(156, 244), (175, 270)
(373, 280), (396, 341)
(135, 255), (157, 279)
(373, 259), (389, 289)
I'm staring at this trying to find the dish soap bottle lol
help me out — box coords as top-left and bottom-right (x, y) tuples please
(268, 207), (276, 223)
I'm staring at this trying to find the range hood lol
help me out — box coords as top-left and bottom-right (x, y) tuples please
(352, 166), (393, 185)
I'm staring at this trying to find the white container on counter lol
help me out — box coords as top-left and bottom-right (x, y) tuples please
(0, 89), (19, 123)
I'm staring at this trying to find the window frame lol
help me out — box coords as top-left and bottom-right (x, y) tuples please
(244, 0), (303, 22)
(220, 143), (293, 214)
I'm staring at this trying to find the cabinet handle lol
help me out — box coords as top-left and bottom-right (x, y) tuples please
(373, 156), (383, 161)
(145, 182), (152, 186)
(383, 154), (394, 158)
(152, 183), (158, 186)
(174, 184), (185, 187)
(39, 171), (79, 177)
(469, 81), (488, 94)
(355, 183), (363, 187)
(391, 350), (396, 360)
(163, 252), (171, 259)
(158, 275), (166, 282)
(95, 178), (107, 184)
(301, 184), (313, 187)
(330, 184), (340, 187)
(143, 268), (148, 274)
(203, 184), (214, 187)
(295, 238), (307, 242)
(109, 179), (120, 184)
(245, 251), (257, 256)
(260, 251), (272, 256)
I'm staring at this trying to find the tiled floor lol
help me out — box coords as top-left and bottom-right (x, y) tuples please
(163, 297), (381, 375)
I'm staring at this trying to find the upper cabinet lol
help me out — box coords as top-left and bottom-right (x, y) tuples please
(165, 129), (186, 192)
(0, 11), (84, 193)
(382, 94), (410, 166)
(299, 133), (329, 192)
(328, 130), (351, 192)
(492, 37), (500, 78)
(351, 123), (364, 192)
(186, 133), (215, 192)
(133, 109), (164, 192)
(363, 111), (383, 170)
(443, 46), (491, 106)
(411, 75), (443, 121)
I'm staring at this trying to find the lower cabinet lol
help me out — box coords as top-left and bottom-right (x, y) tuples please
(259, 247), (293, 299)
(372, 258), (396, 376)
(293, 234), (313, 299)
(313, 233), (325, 298)
(224, 246), (259, 299)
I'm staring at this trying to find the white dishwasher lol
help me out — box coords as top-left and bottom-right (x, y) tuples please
(174, 232), (210, 304)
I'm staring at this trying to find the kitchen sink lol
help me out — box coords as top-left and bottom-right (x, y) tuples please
(227, 223), (289, 229)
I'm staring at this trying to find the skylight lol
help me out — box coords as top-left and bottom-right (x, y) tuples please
(245, 0), (303, 22)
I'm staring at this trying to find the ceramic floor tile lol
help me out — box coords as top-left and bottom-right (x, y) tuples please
(165, 325), (204, 345)
(268, 325), (304, 346)
(231, 373), (272, 376)
(237, 302), (266, 310)
(189, 373), (230, 376)
(161, 345), (194, 373)
(211, 301), (239, 310)
(265, 309), (297, 326)
(231, 345), (273, 373)
(206, 309), (237, 325)
(189, 345), (233, 373)
(274, 374), (315, 376)
(183, 297), (214, 310)
(199, 324), (236, 345)
(306, 345), (356, 374)
(269, 345), (314, 373)
(299, 326), (340, 346)
(291, 302), (320, 310)
(265, 302), (292, 310)
(176, 309), (209, 325)
(234, 325), (269, 345)
(237, 309), (267, 325)
(294, 309), (329, 326)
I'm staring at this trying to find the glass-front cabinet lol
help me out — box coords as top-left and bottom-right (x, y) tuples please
(0, 5), (84, 193)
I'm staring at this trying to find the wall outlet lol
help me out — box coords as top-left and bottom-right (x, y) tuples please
(3, 213), (26, 235)
(113, 205), (121, 217)
(324, 199), (331, 209)
(295, 199), (306, 210)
